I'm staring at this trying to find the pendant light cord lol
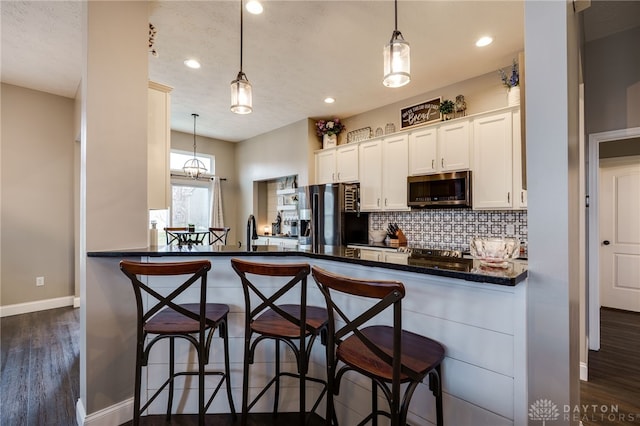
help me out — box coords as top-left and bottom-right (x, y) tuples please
(192, 113), (199, 157)
(394, 0), (398, 32)
(239, 0), (244, 73)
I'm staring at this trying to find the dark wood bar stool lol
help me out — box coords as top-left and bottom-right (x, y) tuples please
(311, 266), (446, 426)
(120, 260), (236, 426)
(230, 258), (330, 426)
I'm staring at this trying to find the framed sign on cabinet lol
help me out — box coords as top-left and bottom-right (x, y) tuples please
(400, 97), (442, 129)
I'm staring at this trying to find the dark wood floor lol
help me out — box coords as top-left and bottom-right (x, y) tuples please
(580, 308), (640, 426)
(2, 306), (639, 425)
(0, 306), (80, 426)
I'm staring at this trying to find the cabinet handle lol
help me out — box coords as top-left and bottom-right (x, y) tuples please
(441, 158), (444, 168)
(332, 173), (335, 181)
(377, 198), (380, 207)
(521, 191), (524, 203)
(507, 192), (511, 203)
(432, 159), (435, 169)
(385, 198), (388, 206)
(337, 172), (341, 180)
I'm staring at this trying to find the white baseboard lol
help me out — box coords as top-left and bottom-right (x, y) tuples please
(76, 397), (133, 426)
(580, 361), (588, 381)
(0, 295), (76, 317)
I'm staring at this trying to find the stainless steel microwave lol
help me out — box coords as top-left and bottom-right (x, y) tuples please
(407, 171), (472, 208)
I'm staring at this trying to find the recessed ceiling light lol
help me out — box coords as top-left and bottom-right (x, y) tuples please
(324, 97), (336, 104)
(184, 59), (201, 69)
(246, 0), (263, 14)
(475, 36), (493, 47)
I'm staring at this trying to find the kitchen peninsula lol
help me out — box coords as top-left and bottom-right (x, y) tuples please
(89, 245), (528, 425)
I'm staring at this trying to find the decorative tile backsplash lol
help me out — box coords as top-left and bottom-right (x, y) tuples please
(370, 209), (528, 251)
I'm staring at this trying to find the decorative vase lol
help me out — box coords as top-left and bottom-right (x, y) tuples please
(508, 85), (520, 106)
(323, 133), (337, 149)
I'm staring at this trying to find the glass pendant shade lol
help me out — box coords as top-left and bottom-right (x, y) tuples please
(383, 32), (410, 88)
(230, 71), (253, 114)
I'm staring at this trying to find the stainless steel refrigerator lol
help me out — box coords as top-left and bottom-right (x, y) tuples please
(297, 183), (369, 250)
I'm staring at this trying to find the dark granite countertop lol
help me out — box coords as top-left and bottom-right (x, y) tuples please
(88, 244), (527, 286)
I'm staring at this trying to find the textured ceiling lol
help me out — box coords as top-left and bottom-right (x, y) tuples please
(2, 1), (638, 142)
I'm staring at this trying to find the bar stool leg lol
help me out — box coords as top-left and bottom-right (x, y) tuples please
(199, 341), (206, 426)
(241, 335), (251, 426)
(133, 338), (144, 426)
(371, 379), (378, 426)
(167, 337), (175, 420)
(430, 365), (444, 426)
(221, 321), (237, 417)
(273, 340), (281, 415)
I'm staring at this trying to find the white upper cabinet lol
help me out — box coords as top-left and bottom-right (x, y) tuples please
(316, 149), (336, 184)
(359, 140), (383, 211)
(473, 112), (513, 209)
(315, 144), (359, 184)
(335, 144), (359, 183)
(512, 109), (527, 208)
(472, 108), (526, 210)
(438, 120), (471, 171)
(359, 135), (409, 212)
(408, 127), (438, 175)
(382, 134), (410, 210)
(147, 81), (172, 210)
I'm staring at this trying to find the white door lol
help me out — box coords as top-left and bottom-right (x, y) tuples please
(599, 158), (640, 312)
(382, 135), (409, 211)
(359, 140), (383, 211)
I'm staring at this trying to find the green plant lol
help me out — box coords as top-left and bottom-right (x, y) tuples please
(439, 99), (454, 115)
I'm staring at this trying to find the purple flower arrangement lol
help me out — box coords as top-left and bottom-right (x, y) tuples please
(315, 118), (345, 137)
(499, 59), (519, 88)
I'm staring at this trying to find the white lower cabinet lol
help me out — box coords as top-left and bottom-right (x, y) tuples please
(359, 135), (409, 212)
(473, 109), (526, 210)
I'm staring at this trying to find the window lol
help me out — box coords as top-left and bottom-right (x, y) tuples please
(169, 150), (215, 228)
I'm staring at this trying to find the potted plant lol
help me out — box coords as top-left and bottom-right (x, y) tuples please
(439, 99), (455, 120)
(315, 118), (345, 148)
(499, 59), (520, 105)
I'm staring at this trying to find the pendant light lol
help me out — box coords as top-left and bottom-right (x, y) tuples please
(383, 0), (410, 88)
(231, 0), (253, 114)
(183, 113), (207, 179)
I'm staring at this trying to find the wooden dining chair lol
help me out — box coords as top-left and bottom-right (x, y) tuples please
(230, 258), (330, 426)
(209, 227), (230, 245)
(311, 266), (445, 426)
(120, 260), (236, 426)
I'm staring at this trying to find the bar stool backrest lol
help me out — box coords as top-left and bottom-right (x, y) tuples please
(120, 260), (212, 338)
(230, 258), (313, 335)
(311, 266), (426, 383)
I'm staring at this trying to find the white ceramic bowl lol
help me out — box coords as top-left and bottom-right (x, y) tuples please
(369, 229), (387, 243)
(470, 237), (520, 266)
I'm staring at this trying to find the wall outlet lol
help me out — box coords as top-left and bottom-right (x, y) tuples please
(36, 276), (44, 287)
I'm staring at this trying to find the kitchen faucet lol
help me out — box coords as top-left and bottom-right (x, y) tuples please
(247, 214), (258, 249)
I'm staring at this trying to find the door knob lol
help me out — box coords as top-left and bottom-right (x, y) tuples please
(603, 240), (610, 245)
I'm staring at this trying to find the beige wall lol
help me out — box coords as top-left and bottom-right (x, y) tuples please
(342, 67), (516, 141)
(171, 130), (239, 243)
(235, 118), (319, 237)
(0, 83), (75, 306)
(585, 25), (640, 134)
(81, 0), (148, 414)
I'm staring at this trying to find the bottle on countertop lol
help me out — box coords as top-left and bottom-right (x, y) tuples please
(149, 221), (158, 248)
